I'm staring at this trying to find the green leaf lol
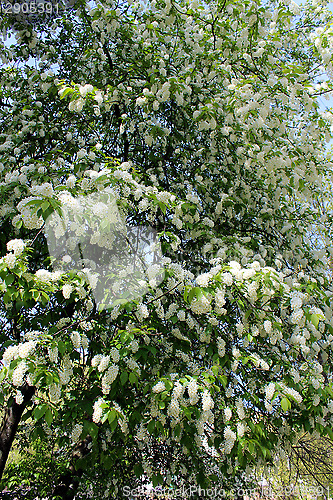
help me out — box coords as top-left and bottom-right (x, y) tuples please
(173, 424), (181, 437)
(134, 463), (144, 477)
(147, 420), (155, 434)
(326, 427), (333, 440)
(59, 87), (74, 99)
(45, 408), (53, 426)
(310, 313), (320, 329)
(88, 422), (99, 440)
(280, 397), (291, 412)
(219, 375), (228, 388)
(211, 365), (219, 376)
(34, 405), (48, 421)
(188, 287), (204, 302)
(108, 409), (117, 423)
(101, 413), (109, 424)
(0, 368), (7, 383)
(104, 455), (113, 470)
(152, 473), (163, 486)
(4, 274), (15, 286)
(248, 440), (255, 454)
(120, 371), (128, 385)
(183, 407), (192, 419)
(158, 201), (167, 214)
(58, 341), (66, 355)
(109, 418), (118, 432)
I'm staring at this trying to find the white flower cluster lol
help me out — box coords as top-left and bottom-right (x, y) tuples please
(2, 341), (37, 367)
(48, 346), (58, 363)
(3, 253), (16, 268)
(19, 341), (37, 358)
(202, 390), (214, 411)
(196, 273), (211, 287)
(71, 424), (83, 443)
(221, 272), (233, 286)
(130, 340), (139, 353)
(246, 281), (259, 302)
(136, 422), (148, 442)
(35, 269), (63, 282)
(235, 398), (245, 420)
(12, 361), (28, 386)
(62, 284), (73, 299)
(92, 353), (112, 374)
(172, 381), (184, 400)
(190, 295), (211, 315)
(280, 384), (303, 404)
(196, 406), (214, 436)
(49, 383), (61, 403)
(152, 381), (166, 393)
(30, 182), (54, 197)
(80, 333), (89, 350)
(167, 398), (180, 420)
(92, 398), (105, 424)
(126, 357), (141, 375)
(17, 197), (44, 229)
(98, 355), (110, 373)
(290, 291), (304, 310)
(217, 337), (226, 357)
(265, 382), (276, 401)
(2, 345), (19, 365)
(237, 422), (245, 437)
(110, 347), (120, 363)
(187, 378), (199, 404)
(59, 355), (73, 385)
(70, 331), (81, 349)
(290, 308), (304, 325)
(309, 25), (333, 72)
(224, 426), (237, 454)
(15, 391), (24, 405)
(263, 320), (272, 334)
(215, 288), (226, 314)
(102, 364), (119, 394)
(224, 407), (232, 422)
(7, 239), (25, 256)
(137, 304), (149, 320)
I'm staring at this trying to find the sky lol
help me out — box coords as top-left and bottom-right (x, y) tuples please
(293, 0), (333, 115)
(290, 0), (333, 152)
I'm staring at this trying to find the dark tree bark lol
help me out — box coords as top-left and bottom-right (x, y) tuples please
(0, 384), (35, 479)
(52, 436), (92, 500)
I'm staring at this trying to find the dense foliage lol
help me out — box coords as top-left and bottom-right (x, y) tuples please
(0, 0), (333, 497)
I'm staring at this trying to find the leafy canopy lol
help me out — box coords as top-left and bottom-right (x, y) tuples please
(0, 0), (333, 496)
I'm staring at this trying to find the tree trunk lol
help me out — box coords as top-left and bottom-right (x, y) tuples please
(52, 436), (92, 499)
(0, 384), (35, 479)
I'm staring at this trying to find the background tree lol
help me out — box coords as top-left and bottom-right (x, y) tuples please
(0, 0), (333, 497)
(256, 433), (333, 499)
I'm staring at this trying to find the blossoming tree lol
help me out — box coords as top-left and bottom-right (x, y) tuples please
(1, 0), (333, 497)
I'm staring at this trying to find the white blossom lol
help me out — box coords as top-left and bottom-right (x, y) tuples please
(152, 381), (166, 393)
(7, 239), (25, 256)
